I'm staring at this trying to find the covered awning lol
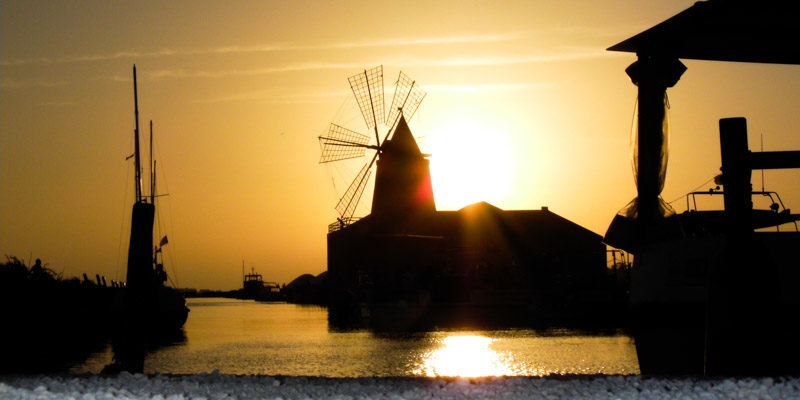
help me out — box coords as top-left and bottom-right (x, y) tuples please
(608, 0), (800, 65)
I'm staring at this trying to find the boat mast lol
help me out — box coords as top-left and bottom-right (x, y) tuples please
(760, 133), (765, 191)
(150, 120), (155, 205)
(133, 65), (143, 203)
(152, 161), (157, 206)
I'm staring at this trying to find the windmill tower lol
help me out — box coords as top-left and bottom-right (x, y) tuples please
(319, 66), (435, 229)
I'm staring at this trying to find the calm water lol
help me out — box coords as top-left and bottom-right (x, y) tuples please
(72, 298), (640, 376)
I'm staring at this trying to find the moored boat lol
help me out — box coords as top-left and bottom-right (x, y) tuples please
(603, 1), (800, 376)
(107, 65), (188, 372)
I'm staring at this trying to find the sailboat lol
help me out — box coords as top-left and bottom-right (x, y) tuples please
(118, 65), (188, 346)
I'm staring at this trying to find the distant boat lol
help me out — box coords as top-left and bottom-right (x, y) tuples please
(240, 265), (283, 301)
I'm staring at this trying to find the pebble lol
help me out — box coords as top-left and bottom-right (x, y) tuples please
(2, 375), (800, 400)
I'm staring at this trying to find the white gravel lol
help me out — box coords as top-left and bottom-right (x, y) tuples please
(2, 372), (800, 400)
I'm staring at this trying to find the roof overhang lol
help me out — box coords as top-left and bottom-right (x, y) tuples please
(608, 0), (800, 65)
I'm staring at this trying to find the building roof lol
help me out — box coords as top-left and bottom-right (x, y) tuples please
(348, 201), (602, 247)
(608, 0), (800, 65)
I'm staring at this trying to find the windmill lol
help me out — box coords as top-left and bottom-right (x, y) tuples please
(319, 66), (428, 229)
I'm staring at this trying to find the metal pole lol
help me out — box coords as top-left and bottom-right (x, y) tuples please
(719, 117), (752, 228)
(760, 133), (765, 191)
(152, 161), (157, 207)
(150, 120), (154, 204)
(133, 65), (142, 203)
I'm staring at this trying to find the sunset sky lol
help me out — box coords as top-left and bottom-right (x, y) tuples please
(2, 1), (799, 290)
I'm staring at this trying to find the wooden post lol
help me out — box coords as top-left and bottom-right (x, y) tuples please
(719, 118), (752, 233)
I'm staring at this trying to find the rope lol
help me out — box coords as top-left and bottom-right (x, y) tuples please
(667, 175), (717, 205)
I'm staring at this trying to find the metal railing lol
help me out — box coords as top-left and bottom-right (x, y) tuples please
(685, 190), (798, 231)
(328, 217), (361, 233)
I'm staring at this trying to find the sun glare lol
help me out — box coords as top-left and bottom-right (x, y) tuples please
(426, 118), (514, 210)
(414, 335), (517, 377)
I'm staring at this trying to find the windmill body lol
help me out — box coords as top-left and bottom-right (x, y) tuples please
(320, 67), (616, 331)
(371, 115), (435, 220)
(319, 65), (428, 229)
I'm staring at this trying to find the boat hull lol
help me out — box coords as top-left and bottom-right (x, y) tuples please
(629, 231), (800, 375)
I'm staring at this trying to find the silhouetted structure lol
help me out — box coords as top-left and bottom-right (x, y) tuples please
(604, 0), (800, 376)
(319, 66), (427, 226)
(328, 202), (616, 329)
(108, 65), (188, 373)
(284, 272), (328, 305)
(321, 68), (620, 330)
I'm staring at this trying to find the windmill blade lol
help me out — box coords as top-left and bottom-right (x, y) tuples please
(348, 66), (385, 133)
(335, 159), (373, 220)
(387, 71), (426, 129)
(319, 124), (373, 163)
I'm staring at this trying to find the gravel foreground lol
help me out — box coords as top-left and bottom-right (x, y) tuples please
(2, 373), (800, 400)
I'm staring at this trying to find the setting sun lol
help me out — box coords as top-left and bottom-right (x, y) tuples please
(426, 118), (514, 210)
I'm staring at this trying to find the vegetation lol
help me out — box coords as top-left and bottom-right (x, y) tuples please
(0, 256), (119, 373)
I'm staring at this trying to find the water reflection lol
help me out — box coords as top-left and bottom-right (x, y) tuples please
(414, 335), (518, 377)
(72, 299), (639, 376)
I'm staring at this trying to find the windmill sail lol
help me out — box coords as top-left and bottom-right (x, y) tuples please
(387, 71), (426, 131)
(348, 66), (385, 134)
(322, 66), (426, 226)
(319, 124), (372, 163)
(335, 161), (373, 221)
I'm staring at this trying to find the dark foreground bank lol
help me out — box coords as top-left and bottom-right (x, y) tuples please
(2, 373), (800, 399)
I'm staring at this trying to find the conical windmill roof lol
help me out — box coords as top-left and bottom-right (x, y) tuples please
(385, 115), (424, 156)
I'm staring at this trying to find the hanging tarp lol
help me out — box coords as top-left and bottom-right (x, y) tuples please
(618, 93), (673, 221)
(602, 0), (800, 253)
(604, 57), (685, 252)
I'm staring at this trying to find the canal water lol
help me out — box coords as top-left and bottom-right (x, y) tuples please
(71, 298), (639, 376)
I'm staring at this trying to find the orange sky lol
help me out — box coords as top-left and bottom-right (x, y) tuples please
(2, 1), (799, 290)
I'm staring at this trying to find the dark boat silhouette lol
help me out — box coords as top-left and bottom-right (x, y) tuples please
(238, 265), (283, 301)
(106, 65), (188, 372)
(603, 0), (800, 376)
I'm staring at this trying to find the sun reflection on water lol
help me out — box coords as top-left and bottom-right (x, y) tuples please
(413, 335), (526, 377)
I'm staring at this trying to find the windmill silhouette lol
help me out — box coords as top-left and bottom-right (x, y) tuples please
(319, 66), (430, 229)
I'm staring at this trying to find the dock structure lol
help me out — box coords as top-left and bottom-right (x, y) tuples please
(603, 0), (800, 376)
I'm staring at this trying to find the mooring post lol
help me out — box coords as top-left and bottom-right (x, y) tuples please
(719, 118), (753, 233)
(705, 117), (753, 376)
(706, 117), (784, 376)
